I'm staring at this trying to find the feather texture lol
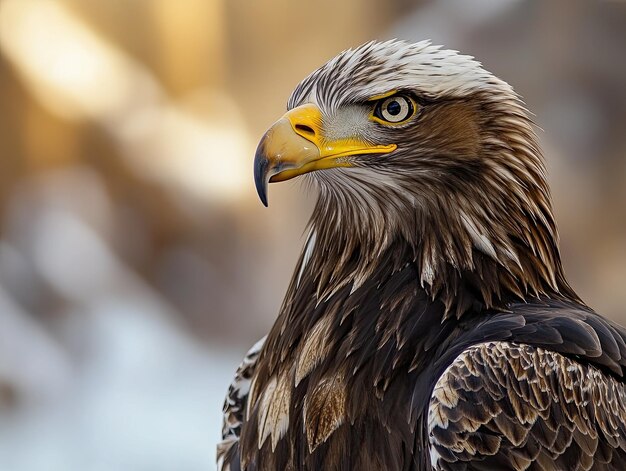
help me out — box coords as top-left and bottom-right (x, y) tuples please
(218, 39), (626, 470)
(429, 341), (626, 470)
(217, 337), (265, 471)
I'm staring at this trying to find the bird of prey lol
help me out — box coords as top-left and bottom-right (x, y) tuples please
(217, 40), (626, 470)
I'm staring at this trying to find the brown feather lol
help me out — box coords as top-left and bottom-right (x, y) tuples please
(429, 342), (626, 470)
(218, 40), (626, 471)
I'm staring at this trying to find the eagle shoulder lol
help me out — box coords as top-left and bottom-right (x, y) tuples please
(217, 336), (266, 471)
(428, 341), (626, 471)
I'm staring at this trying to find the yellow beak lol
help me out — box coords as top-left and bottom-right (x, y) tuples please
(253, 104), (396, 206)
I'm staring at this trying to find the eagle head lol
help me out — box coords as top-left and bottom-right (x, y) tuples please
(253, 40), (576, 315)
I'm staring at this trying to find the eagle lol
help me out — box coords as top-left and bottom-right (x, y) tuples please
(217, 40), (626, 470)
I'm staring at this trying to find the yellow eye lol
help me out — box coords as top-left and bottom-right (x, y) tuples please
(373, 95), (415, 124)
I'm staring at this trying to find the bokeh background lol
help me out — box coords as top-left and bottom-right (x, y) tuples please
(0, 0), (625, 469)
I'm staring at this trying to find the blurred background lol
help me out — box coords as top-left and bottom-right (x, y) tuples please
(0, 0), (624, 469)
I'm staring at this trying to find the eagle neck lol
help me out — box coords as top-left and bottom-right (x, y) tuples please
(296, 182), (579, 319)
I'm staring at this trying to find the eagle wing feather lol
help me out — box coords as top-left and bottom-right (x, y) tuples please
(217, 336), (266, 471)
(428, 341), (626, 471)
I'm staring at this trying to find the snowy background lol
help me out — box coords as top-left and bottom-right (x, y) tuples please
(0, 0), (625, 470)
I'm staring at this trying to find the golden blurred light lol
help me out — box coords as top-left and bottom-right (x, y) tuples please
(118, 100), (252, 202)
(0, 0), (154, 121)
(0, 0), (251, 202)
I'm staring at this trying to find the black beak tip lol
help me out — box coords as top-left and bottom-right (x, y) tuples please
(259, 190), (269, 207)
(253, 147), (269, 207)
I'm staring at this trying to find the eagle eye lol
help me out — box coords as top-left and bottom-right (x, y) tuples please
(372, 95), (416, 125)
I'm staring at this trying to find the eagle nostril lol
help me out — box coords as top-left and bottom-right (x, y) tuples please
(295, 124), (316, 138)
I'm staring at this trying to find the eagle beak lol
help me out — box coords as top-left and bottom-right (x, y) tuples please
(253, 104), (396, 206)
